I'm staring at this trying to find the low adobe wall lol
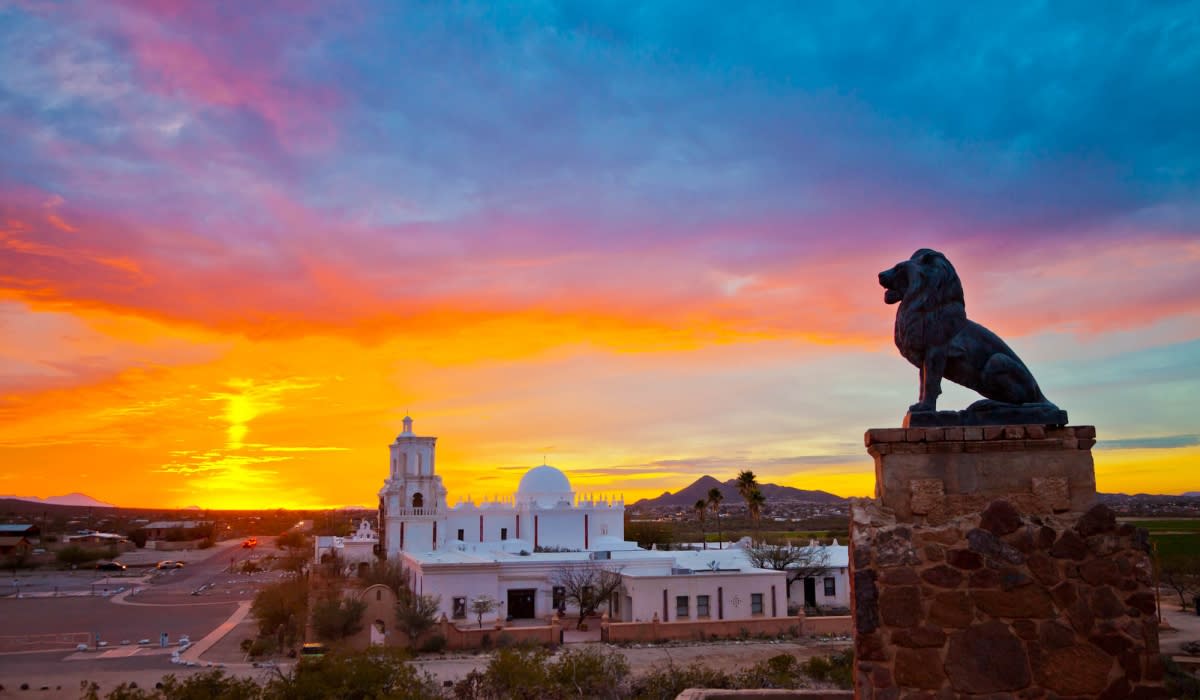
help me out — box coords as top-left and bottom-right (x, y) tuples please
(437, 617), (561, 651)
(603, 615), (804, 644)
(149, 539), (206, 551)
(800, 616), (852, 636)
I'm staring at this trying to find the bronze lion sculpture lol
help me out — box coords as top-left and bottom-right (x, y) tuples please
(878, 248), (1055, 417)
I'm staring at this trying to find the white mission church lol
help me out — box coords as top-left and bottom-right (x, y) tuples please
(321, 417), (848, 625)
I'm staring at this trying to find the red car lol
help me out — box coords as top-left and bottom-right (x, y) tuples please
(242, 538), (258, 549)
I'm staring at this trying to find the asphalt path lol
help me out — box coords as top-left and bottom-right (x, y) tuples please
(0, 537), (286, 697)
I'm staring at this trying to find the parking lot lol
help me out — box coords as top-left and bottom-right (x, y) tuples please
(0, 537), (288, 696)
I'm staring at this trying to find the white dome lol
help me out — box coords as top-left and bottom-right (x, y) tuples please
(517, 465), (574, 507)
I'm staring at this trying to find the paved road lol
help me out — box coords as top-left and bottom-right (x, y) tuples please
(0, 537), (286, 697)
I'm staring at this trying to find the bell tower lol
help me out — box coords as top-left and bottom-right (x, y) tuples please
(378, 416), (447, 558)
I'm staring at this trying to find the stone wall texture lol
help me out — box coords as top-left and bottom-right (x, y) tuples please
(850, 427), (1165, 699)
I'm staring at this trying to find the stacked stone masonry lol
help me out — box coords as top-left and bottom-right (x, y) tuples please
(851, 426), (1165, 699)
(864, 426), (1098, 523)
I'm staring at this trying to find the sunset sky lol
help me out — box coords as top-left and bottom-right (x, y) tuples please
(1, 2), (1197, 510)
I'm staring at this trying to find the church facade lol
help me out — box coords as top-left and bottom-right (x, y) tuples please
(374, 417), (794, 626)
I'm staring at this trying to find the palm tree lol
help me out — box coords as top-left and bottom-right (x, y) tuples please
(707, 487), (724, 550)
(694, 499), (707, 550)
(747, 488), (766, 544)
(735, 470), (759, 542)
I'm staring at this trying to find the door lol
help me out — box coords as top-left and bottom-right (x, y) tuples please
(803, 577), (817, 609)
(507, 588), (536, 619)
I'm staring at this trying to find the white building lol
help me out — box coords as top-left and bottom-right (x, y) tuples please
(373, 417), (798, 625)
(315, 519), (380, 567)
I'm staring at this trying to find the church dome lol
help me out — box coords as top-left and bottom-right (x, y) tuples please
(517, 465), (574, 507)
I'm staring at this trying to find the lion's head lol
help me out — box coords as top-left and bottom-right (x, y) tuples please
(878, 248), (964, 309)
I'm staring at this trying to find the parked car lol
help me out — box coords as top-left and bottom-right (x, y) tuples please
(242, 537), (258, 549)
(96, 561), (127, 572)
(156, 560), (185, 570)
(300, 642), (327, 659)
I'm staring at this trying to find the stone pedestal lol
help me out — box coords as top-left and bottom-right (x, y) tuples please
(850, 426), (1166, 699)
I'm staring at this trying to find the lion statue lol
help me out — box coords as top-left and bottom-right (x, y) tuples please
(878, 248), (1053, 416)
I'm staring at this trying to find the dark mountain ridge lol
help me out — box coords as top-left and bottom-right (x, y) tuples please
(631, 475), (845, 509)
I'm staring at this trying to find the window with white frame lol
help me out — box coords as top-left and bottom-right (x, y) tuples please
(676, 595), (689, 618)
(751, 593), (763, 614)
(824, 577), (836, 597)
(697, 594), (710, 617)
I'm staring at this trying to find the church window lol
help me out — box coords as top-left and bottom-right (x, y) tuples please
(453, 597), (467, 619)
(500, 527), (508, 541)
(456, 529), (464, 541)
(412, 493), (424, 508)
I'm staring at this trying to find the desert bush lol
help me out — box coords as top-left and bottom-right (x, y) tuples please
(629, 661), (735, 700)
(81, 670), (261, 700)
(801, 650), (853, 689)
(56, 546), (105, 566)
(548, 646), (630, 699)
(418, 633), (446, 653)
(735, 653), (806, 689)
(261, 647), (440, 700)
(1165, 655), (1200, 699)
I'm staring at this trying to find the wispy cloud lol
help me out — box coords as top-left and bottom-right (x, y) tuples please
(1098, 435), (1200, 450)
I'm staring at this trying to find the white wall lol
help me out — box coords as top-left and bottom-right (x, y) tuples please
(620, 570), (787, 623)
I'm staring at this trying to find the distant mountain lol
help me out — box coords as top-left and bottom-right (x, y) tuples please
(1183, 492), (1200, 498)
(631, 475), (845, 509)
(0, 492), (115, 508)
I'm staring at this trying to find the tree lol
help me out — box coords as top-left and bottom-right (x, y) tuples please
(694, 499), (707, 550)
(396, 591), (441, 647)
(311, 595), (366, 641)
(251, 578), (308, 648)
(551, 561), (623, 629)
(735, 470), (761, 544)
(1160, 554), (1200, 610)
(360, 559), (410, 596)
(735, 470), (758, 500)
(707, 487), (724, 550)
(468, 595), (499, 629)
(745, 543), (831, 604)
(748, 488), (766, 544)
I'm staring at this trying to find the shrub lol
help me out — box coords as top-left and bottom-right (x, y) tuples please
(548, 646), (629, 699)
(478, 645), (552, 700)
(250, 579), (308, 646)
(1165, 655), (1200, 699)
(261, 647), (440, 700)
(311, 596), (366, 642)
(418, 634), (446, 653)
(801, 650), (853, 689)
(247, 638), (276, 658)
(56, 546), (105, 566)
(629, 662), (735, 700)
(736, 653), (805, 689)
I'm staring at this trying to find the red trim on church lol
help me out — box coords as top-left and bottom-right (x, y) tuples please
(516, 514), (520, 539)
(479, 515), (484, 542)
(534, 515), (539, 549)
(400, 521), (405, 550)
(433, 521), (437, 550)
(584, 513), (589, 549)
